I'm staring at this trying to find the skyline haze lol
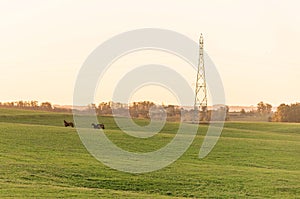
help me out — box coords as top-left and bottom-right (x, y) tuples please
(1, 0), (299, 106)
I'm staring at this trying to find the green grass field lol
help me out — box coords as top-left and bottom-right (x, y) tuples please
(0, 108), (299, 198)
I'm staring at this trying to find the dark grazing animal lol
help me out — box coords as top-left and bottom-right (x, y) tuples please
(91, 123), (105, 129)
(64, 120), (74, 127)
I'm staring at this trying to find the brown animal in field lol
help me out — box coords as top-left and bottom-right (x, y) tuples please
(91, 123), (105, 129)
(64, 120), (74, 127)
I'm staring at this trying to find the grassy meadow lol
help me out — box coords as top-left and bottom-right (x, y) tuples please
(0, 108), (299, 198)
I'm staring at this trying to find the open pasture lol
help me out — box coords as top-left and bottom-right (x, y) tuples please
(0, 108), (299, 198)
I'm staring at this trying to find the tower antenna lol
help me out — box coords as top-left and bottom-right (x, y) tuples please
(194, 33), (208, 122)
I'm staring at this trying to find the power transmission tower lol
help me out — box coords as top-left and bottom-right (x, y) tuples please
(194, 33), (208, 122)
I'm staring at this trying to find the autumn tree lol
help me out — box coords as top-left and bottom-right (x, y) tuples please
(240, 108), (246, 115)
(40, 102), (52, 110)
(257, 101), (272, 115)
(273, 103), (300, 122)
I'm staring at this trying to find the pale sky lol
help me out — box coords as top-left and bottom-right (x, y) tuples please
(0, 0), (299, 106)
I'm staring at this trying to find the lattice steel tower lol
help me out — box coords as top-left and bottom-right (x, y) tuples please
(194, 33), (208, 120)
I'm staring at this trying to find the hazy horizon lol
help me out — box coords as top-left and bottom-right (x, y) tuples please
(1, 1), (299, 107)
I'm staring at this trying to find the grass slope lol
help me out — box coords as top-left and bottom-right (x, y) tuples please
(0, 108), (299, 198)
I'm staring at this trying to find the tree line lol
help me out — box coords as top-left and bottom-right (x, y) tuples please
(2, 100), (300, 123)
(89, 101), (229, 122)
(239, 101), (300, 123)
(0, 101), (71, 112)
(89, 101), (184, 121)
(252, 101), (300, 123)
(272, 103), (300, 122)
